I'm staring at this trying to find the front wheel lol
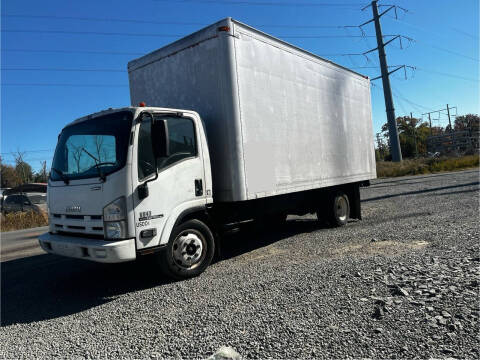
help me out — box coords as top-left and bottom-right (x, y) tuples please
(159, 219), (215, 280)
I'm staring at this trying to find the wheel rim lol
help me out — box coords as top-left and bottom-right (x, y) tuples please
(335, 196), (348, 222)
(172, 229), (206, 270)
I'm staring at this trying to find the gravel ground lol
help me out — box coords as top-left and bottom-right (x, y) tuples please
(1, 169), (479, 359)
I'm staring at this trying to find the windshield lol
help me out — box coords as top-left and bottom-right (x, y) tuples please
(50, 111), (133, 182)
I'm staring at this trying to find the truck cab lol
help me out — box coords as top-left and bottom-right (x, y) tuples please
(39, 106), (215, 279)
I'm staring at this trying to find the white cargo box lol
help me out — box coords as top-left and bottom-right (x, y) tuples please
(128, 18), (376, 202)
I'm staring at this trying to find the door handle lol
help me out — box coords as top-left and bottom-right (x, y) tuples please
(195, 179), (203, 196)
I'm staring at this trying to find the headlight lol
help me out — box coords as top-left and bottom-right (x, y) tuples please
(103, 197), (127, 239)
(105, 221), (127, 239)
(103, 197), (126, 221)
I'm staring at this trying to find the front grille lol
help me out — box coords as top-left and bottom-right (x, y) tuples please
(57, 231), (104, 240)
(66, 215), (84, 220)
(51, 214), (104, 238)
(67, 225), (85, 230)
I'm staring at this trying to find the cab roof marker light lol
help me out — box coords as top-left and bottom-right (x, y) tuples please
(139, 101), (146, 107)
(218, 26), (230, 32)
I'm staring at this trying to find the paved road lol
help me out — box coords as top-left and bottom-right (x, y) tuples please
(1, 169), (478, 359)
(0, 226), (48, 262)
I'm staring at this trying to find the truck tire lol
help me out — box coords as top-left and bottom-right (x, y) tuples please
(317, 191), (350, 227)
(159, 219), (215, 280)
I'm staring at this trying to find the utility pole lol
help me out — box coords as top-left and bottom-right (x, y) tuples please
(446, 104), (452, 131)
(41, 161), (47, 183)
(446, 104), (456, 150)
(371, 0), (402, 162)
(422, 105), (457, 136)
(411, 112), (418, 157)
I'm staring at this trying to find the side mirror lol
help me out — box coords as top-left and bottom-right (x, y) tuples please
(151, 119), (170, 159)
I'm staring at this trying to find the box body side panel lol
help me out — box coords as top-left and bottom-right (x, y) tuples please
(128, 21), (247, 202)
(232, 23), (376, 199)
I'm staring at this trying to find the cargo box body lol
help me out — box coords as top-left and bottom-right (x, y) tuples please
(128, 18), (376, 203)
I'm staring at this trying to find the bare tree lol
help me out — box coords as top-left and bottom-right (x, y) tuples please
(14, 150), (32, 184)
(67, 139), (86, 174)
(93, 135), (104, 163)
(40, 161), (47, 182)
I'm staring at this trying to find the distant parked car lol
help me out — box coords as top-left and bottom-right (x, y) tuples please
(2, 193), (47, 214)
(0, 188), (11, 211)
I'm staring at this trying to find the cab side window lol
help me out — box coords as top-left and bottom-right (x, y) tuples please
(137, 116), (197, 180)
(137, 118), (157, 180)
(159, 117), (197, 169)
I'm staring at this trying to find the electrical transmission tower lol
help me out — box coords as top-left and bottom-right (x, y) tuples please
(361, 0), (404, 162)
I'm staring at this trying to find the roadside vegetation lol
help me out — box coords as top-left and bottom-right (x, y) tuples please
(1, 211), (48, 232)
(376, 154), (479, 178)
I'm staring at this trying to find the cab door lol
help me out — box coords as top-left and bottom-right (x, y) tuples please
(132, 113), (207, 250)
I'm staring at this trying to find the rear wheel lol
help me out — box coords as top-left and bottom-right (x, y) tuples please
(317, 191), (350, 227)
(159, 219), (215, 280)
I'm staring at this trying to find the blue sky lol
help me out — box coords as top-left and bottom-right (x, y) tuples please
(1, 0), (479, 171)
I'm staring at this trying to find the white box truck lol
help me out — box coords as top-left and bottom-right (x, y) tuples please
(39, 18), (376, 279)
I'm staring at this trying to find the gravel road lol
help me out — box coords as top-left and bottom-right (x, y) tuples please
(1, 169), (479, 359)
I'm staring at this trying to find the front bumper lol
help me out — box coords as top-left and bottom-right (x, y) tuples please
(38, 233), (136, 263)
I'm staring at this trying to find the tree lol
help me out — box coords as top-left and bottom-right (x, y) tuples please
(13, 151), (33, 184)
(0, 159), (21, 188)
(382, 116), (428, 158)
(454, 114), (479, 132)
(381, 116), (431, 158)
(33, 161), (48, 183)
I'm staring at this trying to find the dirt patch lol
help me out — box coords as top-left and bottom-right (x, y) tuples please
(237, 244), (288, 262)
(329, 240), (429, 258)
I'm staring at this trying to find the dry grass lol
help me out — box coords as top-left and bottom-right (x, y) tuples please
(376, 154), (479, 178)
(1, 211), (48, 232)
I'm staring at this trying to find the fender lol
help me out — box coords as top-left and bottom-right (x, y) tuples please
(173, 205), (208, 228)
(157, 199), (208, 246)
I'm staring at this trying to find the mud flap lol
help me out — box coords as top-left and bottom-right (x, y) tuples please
(349, 184), (362, 220)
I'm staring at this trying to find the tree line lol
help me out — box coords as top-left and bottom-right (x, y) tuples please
(0, 152), (48, 188)
(377, 114), (479, 160)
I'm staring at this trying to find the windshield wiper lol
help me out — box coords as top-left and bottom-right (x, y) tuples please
(51, 167), (69, 185)
(81, 148), (106, 182)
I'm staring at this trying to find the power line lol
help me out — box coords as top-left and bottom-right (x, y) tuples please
(2, 48), (146, 56)
(1, 29), (185, 38)
(1, 14), (205, 26)
(1, 149), (54, 155)
(415, 68), (479, 83)
(372, 83), (436, 119)
(1, 14), (353, 29)
(350, 65), (479, 83)
(391, 86), (435, 113)
(1, 29), (381, 39)
(391, 17), (479, 41)
(2, 83), (128, 87)
(1, 48), (367, 57)
(2, 67), (126, 73)
(153, 0), (363, 7)
(450, 27), (479, 40)
(414, 39), (479, 62)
